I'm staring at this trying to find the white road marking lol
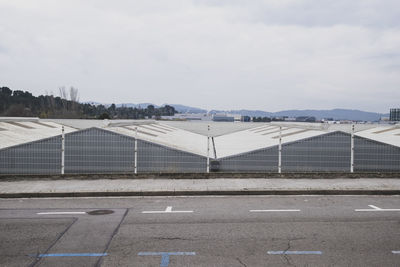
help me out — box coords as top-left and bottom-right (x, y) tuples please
(355, 205), (400, 212)
(142, 206), (193, 214)
(37, 212), (86, 215)
(250, 209), (300, 212)
(392, 251), (400, 254)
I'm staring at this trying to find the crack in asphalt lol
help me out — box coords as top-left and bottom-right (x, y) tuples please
(283, 239), (296, 266)
(280, 237), (307, 266)
(236, 257), (247, 267)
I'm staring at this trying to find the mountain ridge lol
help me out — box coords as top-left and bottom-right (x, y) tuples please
(85, 101), (388, 121)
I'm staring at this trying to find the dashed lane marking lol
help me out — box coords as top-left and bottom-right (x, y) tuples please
(142, 206), (193, 214)
(33, 253), (107, 257)
(250, 209), (300, 212)
(37, 212), (87, 215)
(138, 252), (195, 267)
(355, 205), (400, 212)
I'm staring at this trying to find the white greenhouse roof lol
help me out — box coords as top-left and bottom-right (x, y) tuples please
(1, 118), (399, 158)
(214, 124), (330, 158)
(0, 118), (76, 150)
(105, 122), (208, 157)
(355, 126), (400, 148)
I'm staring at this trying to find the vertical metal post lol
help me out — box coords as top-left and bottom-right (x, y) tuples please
(134, 127), (138, 174)
(278, 126), (282, 174)
(350, 124), (354, 173)
(207, 125), (210, 173)
(61, 126), (65, 175)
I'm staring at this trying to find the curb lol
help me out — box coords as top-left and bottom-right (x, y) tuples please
(1, 190), (400, 198)
(1, 173), (400, 181)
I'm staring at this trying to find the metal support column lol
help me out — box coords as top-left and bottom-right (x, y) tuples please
(134, 127), (138, 174)
(61, 126), (65, 175)
(278, 126), (282, 174)
(350, 124), (354, 173)
(207, 125), (210, 173)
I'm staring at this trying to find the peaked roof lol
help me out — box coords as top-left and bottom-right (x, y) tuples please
(0, 118), (76, 150)
(355, 125), (400, 147)
(1, 118), (399, 159)
(214, 125), (331, 158)
(105, 122), (208, 157)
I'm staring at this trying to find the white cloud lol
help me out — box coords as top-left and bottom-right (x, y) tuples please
(0, 0), (399, 112)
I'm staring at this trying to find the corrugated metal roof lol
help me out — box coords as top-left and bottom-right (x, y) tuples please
(1, 118), (399, 159)
(161, 121), (261, 136)
(106, 122), (208, 157)
(0, 120), (76, 150)
(214, 125), (328, 158)
(355, 126), (400, 147)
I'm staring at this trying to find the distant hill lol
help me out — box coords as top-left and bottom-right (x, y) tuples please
(106, 102), (207, 113)
(116, 103), (159, 108)
(211, 109), (388, 121)
(82, 101), (103, 106)
(210, 109), (273, 117)
(0, 86), (176, 119)
(85, 99), (389, 121)
(272, 109), (388, 121)
(165, 104), (207, 114)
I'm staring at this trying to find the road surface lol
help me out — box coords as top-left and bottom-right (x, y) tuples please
(1, 195), (400, 266)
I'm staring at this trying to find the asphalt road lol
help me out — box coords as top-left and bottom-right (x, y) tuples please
(1, 196), (400, 267)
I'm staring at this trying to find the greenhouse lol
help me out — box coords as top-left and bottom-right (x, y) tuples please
(0, 118), (399, 174)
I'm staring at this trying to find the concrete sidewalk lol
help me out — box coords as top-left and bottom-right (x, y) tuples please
(1, 178), (400, 198)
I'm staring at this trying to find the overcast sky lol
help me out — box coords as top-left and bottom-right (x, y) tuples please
(1, 0), (399, 112)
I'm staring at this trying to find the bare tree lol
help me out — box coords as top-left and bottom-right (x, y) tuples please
(58, 86), (68, 99)
(58, 86), (68, 115)
(69, 87), (80, 115)
(69, 87), (79, 102)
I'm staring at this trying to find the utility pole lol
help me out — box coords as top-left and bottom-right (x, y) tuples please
(278, 126), (282, 174)
(351, 124), (354, 173)
(134, 127), (138, 174)
(61, 126), (65, 175)
(207, 125), (210, 173)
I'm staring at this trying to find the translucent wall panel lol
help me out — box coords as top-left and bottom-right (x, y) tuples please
(0, 136), (61, 174)
(138, 140), (206, 173)
(355, 136), (400, 172)
(65, 128), (135, 173)
(282, 131), (351, 172)
(218, 146), (278, 172)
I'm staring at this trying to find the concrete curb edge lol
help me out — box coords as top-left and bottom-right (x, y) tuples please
(1, 190), (400, 198)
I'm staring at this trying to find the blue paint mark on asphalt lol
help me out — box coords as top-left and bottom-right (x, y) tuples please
(160, 253), (170, 267)
(268, 251), (322, 255)
(35, 253), (108, 257)
(138, 252), (195, 266)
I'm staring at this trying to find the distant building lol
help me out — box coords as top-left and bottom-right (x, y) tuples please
(284, 117), (296, 122)
(212, 114), (235, 122)
(390, 108), (400, 121)
(161, 113), (212, 121)
(241, 116), (251, 122)
(380, 117), (390, 122)
(296, 116), (316, 122)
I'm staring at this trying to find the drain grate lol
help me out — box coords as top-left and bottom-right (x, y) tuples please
(87, 210), (114, 215)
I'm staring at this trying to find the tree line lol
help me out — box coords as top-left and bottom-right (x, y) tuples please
(0, 86), (176, 119)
